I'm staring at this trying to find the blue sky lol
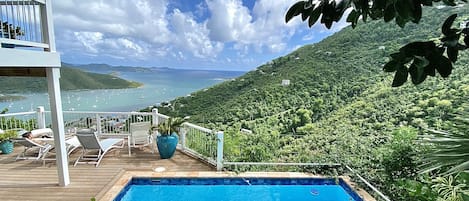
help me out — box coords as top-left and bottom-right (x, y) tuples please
(52, 0), (349, 71)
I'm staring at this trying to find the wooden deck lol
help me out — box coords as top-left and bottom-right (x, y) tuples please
(0, 144), (214, 201)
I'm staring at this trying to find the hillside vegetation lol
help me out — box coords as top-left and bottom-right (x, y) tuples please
(0, 63), (141, 93)
(155, 6), (469, 201)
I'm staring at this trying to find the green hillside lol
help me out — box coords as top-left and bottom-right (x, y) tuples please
(0, 64), (142, 93)
(154, 6), (469, 201)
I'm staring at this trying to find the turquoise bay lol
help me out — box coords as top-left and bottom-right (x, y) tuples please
(0, 68), (244, 113)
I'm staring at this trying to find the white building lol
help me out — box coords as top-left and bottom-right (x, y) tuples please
(281, 79), (291, 86)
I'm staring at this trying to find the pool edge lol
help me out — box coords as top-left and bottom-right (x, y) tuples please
(98, 171), (376, 201)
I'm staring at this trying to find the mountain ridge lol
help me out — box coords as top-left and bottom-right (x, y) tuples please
(0, 63), (142, 94)
(152, 6), (469, 200)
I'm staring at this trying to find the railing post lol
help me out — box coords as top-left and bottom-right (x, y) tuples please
(180, 126), (187, 151)
(36, 106), (46, 129)
(95, 114), (102, 135)
(152, 108), (159, 126)
(216, 131), (224, 171)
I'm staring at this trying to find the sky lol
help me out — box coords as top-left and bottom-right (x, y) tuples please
(52, 0), (349, 71)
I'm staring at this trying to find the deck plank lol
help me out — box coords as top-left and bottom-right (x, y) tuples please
(0, 144), (214, 201)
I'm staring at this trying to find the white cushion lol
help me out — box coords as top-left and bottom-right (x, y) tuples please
(30, 128), (53, 138)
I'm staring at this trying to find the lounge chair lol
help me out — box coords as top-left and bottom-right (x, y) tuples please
(65, 136), (81, 155)
(74, 129), (124, 167)
(129, 122), (154, 152)
(15, 138), (53, 161)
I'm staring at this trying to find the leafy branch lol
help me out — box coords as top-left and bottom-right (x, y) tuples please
(286, 0), (468, 87)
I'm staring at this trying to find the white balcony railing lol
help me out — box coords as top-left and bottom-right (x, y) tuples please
(0, 107), (225, 170)
(0, 0), (49, 49)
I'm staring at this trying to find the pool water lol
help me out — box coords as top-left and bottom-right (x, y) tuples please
(114, 178), (363, 201)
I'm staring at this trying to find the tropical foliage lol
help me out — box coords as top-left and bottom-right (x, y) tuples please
(286, 0), (469, 86)
(151, 5), (469, 200)
(0, 130), (17, 142)
(421, 106), (469, 175)
(156, 117), (185, 136)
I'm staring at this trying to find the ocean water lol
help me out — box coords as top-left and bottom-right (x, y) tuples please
(0, 68), (244, 113)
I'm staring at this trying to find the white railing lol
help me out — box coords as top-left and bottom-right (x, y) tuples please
(154, 110), (224, 170)
(0, 110), (37, 131)
(0, 107), (225, 170)
(0, 107), (390, 199)
(45, 111), (156, 135)
(0, 0), (49, 49)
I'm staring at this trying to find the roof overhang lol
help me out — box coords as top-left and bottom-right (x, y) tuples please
(0, 67), (46, 77)
(0, 48), (61, 77)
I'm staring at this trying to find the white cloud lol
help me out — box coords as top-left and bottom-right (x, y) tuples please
(51, 0), (348, 69)
(53, 0), (171, 60)
(205, 0), (300, 53)
(73, 32), (103, 54)
(170, 9), (223, 59)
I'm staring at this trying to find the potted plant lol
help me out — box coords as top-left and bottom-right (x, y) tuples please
(1, 21), (24, 39)
(154, 117), (185, 159)
(0, 130), (17, 154)
(1, 21), (25, 48)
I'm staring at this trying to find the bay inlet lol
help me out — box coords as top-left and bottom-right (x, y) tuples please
(0, 68), (244, 113)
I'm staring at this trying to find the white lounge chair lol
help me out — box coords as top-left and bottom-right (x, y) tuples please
(74, 129), (124, 167)
(129, 122), (154, 152)
(15, 138), (53, 161)
(65, 136), (81, 155)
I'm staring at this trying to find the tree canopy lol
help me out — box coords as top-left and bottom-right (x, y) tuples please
(286, 0), (469, 86)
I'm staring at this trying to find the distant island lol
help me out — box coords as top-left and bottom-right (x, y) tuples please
(66, 63), (153, 74)
(0, 63), (142, 94)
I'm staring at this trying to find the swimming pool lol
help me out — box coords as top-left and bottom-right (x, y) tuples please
(114, 177), (364, 201)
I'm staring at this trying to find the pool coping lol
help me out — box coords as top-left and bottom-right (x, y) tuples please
(98, 171), (376, 201)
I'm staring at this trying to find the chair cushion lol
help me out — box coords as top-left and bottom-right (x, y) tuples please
(30, 128), (53, 138)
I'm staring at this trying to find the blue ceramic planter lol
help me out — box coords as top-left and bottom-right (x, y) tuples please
(0, 140), (14, 154)
(156, 133), (179, 159)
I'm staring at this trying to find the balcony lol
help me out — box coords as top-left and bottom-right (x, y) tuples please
(0, 108), (389, 200)
(0, 0), (60, 75)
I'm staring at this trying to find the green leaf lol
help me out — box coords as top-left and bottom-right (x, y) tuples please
(372, 0), (387, 9)
(392, 65), (408, 87)
(411, 0), (422, 23)
(308, 6), (322, 27)
(409, 57), (429, 85)
(424, 63), (436, 77)
(383, 4), (395, 22)
(346, 10), (360, 28)
(332, 0), (349, 22)
(395, 15), (406, 28)
(301, 7), (312, 21)
(442, 0), (457, 6)
(441, 33), (461, 47)
(321, 2), (335, 29)
(400, 41), (436, 57)
(442, 14), (457, 36)
(435, 55), (453, 77)
(390, 52), (404, 60)
(421, 0), (433, 6)
(395, 0), (413, 21)
(285, 1), (307, 23)
(360, 0), (369, 22)
(447, 46), (458, 62)
(383, 59), (399, 72)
